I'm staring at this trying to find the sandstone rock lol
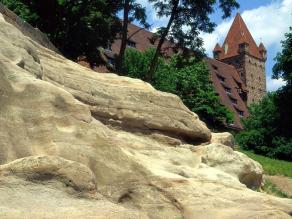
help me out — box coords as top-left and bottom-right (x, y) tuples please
(0, 10), (292, 219)
(194, 143), (263, 189)
(211, 132), (235, 148)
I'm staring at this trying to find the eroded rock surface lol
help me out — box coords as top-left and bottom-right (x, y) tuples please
(0, 11), (292, 219)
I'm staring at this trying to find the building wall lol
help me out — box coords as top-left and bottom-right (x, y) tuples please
(221, 54), (266, 106)
(244, 55), (266, 105)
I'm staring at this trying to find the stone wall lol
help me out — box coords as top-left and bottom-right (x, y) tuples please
(0, 3), (59, 53)
(222, 53), (266, 106)
(244, 55), (266, 105)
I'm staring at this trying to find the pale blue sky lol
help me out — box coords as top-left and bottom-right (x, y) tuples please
(135, 0), (292, 91)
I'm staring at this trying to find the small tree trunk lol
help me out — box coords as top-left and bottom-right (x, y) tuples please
(147, 0), (179, 81)
(117, 0), (130, 73)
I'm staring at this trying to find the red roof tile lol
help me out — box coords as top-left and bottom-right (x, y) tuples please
(204, 57), (249, 129)
(217, 13), (262, 60)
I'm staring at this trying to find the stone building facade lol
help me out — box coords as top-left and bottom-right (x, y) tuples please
(213, 13), (267, 106)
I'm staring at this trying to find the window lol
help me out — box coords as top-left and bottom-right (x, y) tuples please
(108, 58), (114, 65)
(230, 97), (237, 105)
(105, 44), (112, 51)
(217, 74), (225, 83)
(237, 109), (244, 117)
(224, 87), (231, 94)
(212, 65), (218, 70)
(127, 40), (136, 48)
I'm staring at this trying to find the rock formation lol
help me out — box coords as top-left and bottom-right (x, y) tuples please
(0, 11), (291, 219)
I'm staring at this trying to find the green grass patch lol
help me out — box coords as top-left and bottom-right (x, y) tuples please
(261, 180), (292, 199)
(237, 149), (292, 178)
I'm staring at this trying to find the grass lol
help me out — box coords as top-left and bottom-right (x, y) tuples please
(237, 149), (292, 178)
(236, 149), (292, 199)
(261, 179), (292, 199)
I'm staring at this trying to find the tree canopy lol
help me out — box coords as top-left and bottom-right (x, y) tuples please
(147, 0), (239, 79)
(1, 0), (121, 64)
(236, 26), (292, 161)
(116, 0), (149, 73)
(273, 26), (292, 85)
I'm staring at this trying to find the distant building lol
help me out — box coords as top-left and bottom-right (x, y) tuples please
(92, 13), (266, 130)
(213, 13), (267, 106)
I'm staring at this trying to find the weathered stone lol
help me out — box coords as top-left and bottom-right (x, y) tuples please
(0, 11), (292, 219)
(194, 143), (263, 189)
(211, 132), (235, 148)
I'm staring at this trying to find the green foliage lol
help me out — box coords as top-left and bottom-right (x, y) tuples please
(146, 0), (239, 78)
(123, 48), (233, 129)
(1, 0), (121, 64)
(237, 27), (292, 161)
(238, 149), (292, 178)
(116, 0), (149, 72)
(273, 26), (292, 85)
(236, 93), (292, 161)
(149, 0), (239, 52)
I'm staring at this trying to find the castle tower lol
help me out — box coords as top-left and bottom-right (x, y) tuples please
(213, 13), (267, 106)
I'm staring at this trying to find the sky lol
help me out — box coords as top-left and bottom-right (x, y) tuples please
(135, 0), (292, 91)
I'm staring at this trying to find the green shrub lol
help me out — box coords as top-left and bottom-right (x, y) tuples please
(236, 93), (292, 161)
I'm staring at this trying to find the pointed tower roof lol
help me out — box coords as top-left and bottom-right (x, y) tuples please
(219, 13), (262, 60)
(213, 43), (222, 52)
(259, 42), (266, 52)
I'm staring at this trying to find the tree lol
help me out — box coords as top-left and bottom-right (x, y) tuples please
(236, 27), (292, 161)
(236, 93), (292, 161)
(272, 26), (292, 139)
(116, 0), (149, 73)
(1, 0), (121, 65)
(147, 0), (239, 80)
(273, 26), (292, 85)
(124, 48), (233, 129)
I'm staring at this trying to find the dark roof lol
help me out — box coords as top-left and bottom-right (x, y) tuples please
(215, 13), (264, 60)
(107, 23), (176, 57)
(204, 57), (248, 129)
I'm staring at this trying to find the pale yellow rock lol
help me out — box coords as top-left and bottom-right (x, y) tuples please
(0, 10), (292, 219)
(194, 143), (263, 189)
(211, 132), (235, 148)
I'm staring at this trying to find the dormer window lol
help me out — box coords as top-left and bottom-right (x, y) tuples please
(105, 44), (112, 51)
(236, 109), (244, 117)
(212, 65), (218, 70)
(217, 74), (225, 83)
(127, 40), (136, 48)
(224, 86), (231, 94)
(230, 97), (237, 105)
(108, 58), (114, 65)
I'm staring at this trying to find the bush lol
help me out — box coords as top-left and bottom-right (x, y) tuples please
(236, 93), (292, 161)
(123, 48), (233, 129)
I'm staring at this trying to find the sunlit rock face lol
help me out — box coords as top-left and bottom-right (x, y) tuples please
(0, 11), (292, 219)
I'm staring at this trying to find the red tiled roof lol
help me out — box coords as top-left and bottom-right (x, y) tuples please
(259, 42), (266, 52)
(216, 13), (263, 60)
(108, 23), (176, 57)
(204, 57), (248, 129)
(213, 43), (222, 52)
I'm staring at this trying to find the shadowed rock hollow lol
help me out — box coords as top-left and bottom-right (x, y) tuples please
(0, 10), (292, 219)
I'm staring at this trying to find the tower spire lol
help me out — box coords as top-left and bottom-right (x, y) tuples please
(219, 13), (263, 60)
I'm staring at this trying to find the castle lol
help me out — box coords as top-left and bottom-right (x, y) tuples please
(94, 13), (267, 130)
(213, 13), (267, 106)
